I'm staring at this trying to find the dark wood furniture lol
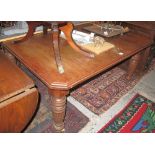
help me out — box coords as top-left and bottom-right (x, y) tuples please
(14, 21), (94, 74)
(0, 52), (38, 132)
(122, 22), (155, 68)
(123, 22), (155, 41)
(83, 22), (155, 72)
(2, 31), (152, 132)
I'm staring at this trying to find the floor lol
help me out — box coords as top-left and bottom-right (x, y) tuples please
(66, 65), (155, 132)
(1, 48), (155, 133)
(1, 25), (155, 133)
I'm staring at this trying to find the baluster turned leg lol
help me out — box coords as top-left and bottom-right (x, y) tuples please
(48, 89), (69, 132)
(127, 53), (141, 80)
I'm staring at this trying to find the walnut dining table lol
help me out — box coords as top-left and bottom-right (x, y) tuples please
(2, 31), (152, 132)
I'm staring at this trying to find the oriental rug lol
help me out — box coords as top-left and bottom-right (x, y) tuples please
(23, 67), (89, 133)
(98, 94), (155, 133)
(71, 67), (139, 115)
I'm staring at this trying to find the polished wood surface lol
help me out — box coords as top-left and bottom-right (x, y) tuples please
(0, 53), (38, 132)
(0, 53), (34, 102)
(14, 22), (94, 74)
(123, 21), (155, 41)
(0, 88), (38, 132)
(2, 31), (152, 132)
(125, 22), (155, 31)
(3, 31), (152, 90)
(123, 22), (155, 68)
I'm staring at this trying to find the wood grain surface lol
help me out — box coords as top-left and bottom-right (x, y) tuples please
(3, 31), (152, 90)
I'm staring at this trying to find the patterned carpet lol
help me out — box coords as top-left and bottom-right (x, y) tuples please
(98, 94), (155, 133)
(71, 66), (139, 115)
(21, 58), (155, 132)
(22, 67), (89, 133)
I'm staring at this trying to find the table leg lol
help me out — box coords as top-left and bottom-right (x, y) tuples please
(43, 25), (48, 35)
(48, 89), (69, 132)
(140, 47), (151, 71)
(52, 23), (65, 74)
(14, 22), (51, 43)
(59, 22), (95, 58)
(14, 22), (36, 43)
(127, 53), (141, 80)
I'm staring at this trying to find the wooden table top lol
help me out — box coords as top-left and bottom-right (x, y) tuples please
(125, 21), (155, 31)
(0, 53), (34, 102)
(3, 31), (152, 90)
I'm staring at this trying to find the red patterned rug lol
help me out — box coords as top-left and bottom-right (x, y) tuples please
(22, 66), (89, 133)
(71, 67), (139, 115)
(98, 94), (155, 133)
